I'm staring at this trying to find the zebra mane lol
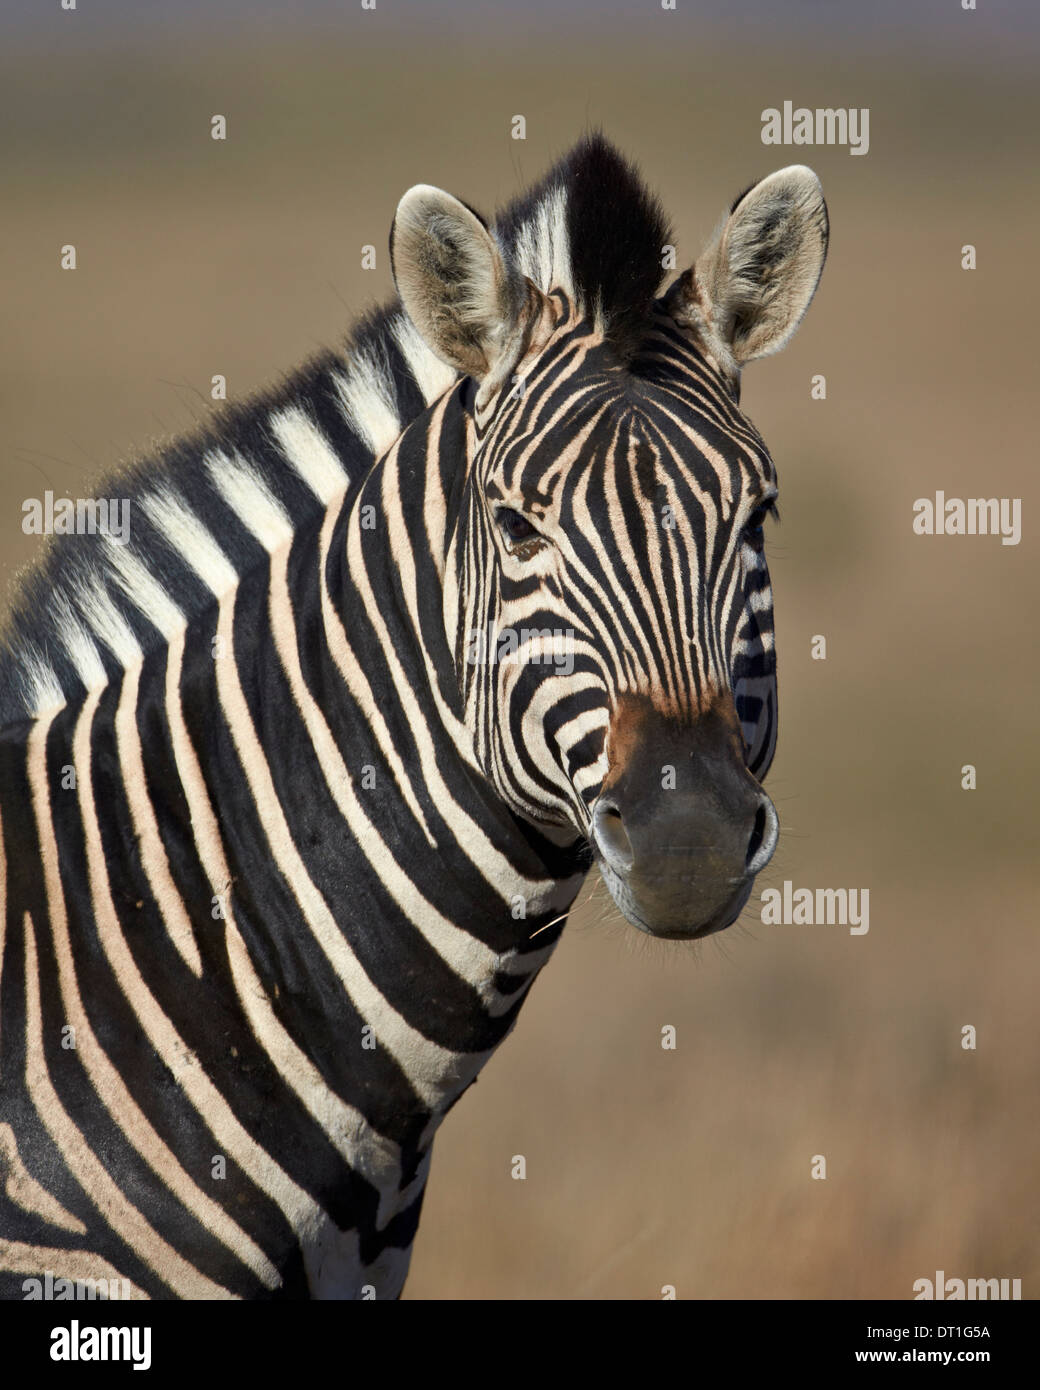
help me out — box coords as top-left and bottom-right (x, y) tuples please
(0, 135), (670, 723)
(494, 132), (672, 357)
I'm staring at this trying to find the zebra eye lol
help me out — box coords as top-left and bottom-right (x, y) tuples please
(743, 501), (777, 548)
(495, 507), (540, 547)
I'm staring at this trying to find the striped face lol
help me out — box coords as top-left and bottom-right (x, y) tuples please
(457, 295), (777, 810)
(450, 299), (781, 937)
(392, 146), (827, 938)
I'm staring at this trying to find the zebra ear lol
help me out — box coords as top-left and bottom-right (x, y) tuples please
(666, 165), (828, 372)
(390, 185), (528, 381)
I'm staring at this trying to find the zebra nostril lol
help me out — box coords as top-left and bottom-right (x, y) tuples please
(592, 798), (634, 874)
(745, 795), (779, 874)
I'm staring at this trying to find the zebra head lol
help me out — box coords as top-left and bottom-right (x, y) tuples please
(391, 138), (827, 940)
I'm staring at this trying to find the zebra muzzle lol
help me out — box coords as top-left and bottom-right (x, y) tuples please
(591, 697), (778, 939)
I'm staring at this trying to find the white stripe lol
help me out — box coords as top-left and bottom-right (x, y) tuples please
(20, 645), (65, 717)
(53, 591), (107, 692)
(141, 488), (239, 595)
(390, 313), (456, 406)
(75, 576), (142, 669)
(111, 659), (203, 975)
(333, 345), (403, 457)
(206, 452), (294, 549)
(511, 187), (573, 298)
(269, 407), (348, 505)
(556, 705), (610, 758)
(101, 540), (187, 641)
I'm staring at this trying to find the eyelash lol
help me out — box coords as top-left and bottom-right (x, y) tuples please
(743, 500), (778, 547)
(495, 507), (542, 548)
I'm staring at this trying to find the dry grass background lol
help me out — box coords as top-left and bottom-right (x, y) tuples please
(1, 13), (1036, 1298)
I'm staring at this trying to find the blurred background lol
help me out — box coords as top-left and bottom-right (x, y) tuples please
(2, 0), (1037, 1298)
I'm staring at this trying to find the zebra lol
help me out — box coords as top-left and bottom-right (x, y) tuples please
(0, 135), (827, 1300)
